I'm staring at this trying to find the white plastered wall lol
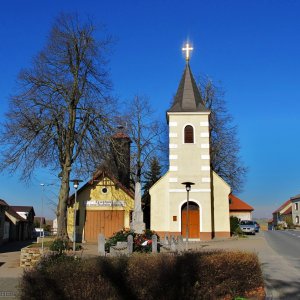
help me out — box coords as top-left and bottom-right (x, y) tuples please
(230, 212), (252, 220)
(212, 171), (230, 233)
(150, 172), (170, 232)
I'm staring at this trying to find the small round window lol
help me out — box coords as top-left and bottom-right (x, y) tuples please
(101, 187), (108, 194)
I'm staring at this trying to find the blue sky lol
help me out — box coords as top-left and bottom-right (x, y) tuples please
(1, 0), (300, 219)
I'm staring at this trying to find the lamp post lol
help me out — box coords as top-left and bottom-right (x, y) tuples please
(70, 179), (83, 252)
(40, 184), (45, 252)
(181, 182), (195, 251)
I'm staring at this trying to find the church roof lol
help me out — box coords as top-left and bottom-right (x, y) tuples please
(168, 63), (209, 113)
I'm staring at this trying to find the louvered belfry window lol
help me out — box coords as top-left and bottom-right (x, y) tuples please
(184, 125), (194, 143)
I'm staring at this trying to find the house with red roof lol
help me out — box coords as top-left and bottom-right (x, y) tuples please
(229, 194), (254, 220)
(272, 199), (292, 227)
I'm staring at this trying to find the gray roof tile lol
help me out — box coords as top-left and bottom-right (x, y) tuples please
(168, 63), (209, 113)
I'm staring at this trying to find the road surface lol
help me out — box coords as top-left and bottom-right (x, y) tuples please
(265, 230), (300, 269)
(204, 231), (300, 299)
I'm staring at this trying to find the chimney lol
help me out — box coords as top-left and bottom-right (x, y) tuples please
(110, 126), (131, 189)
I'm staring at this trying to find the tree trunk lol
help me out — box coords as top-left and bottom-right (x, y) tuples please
(57, 166), (71, 239)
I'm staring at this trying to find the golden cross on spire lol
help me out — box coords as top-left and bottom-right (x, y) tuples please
(182, 42), (193, 62)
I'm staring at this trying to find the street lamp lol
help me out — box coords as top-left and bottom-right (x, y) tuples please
(40, 184), (45, 252)
(181, 182), (195, 251)
(70, 179), (83, 252)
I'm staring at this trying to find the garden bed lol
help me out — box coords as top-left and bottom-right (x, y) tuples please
(20, 250), (265, 299)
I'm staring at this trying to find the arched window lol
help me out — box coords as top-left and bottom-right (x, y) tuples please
(296, 216), (299, 224)
(184, 125), (194, 143)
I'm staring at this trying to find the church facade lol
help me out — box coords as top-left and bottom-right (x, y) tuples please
(150, 49), (230, 240)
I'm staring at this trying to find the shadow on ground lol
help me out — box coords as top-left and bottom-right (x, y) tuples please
(0, 240), (34, 253)
(261, 261), (300, 299)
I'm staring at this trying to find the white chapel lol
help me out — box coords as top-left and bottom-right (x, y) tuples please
(150, 44), (231, 240)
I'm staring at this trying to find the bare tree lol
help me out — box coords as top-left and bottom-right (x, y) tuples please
(0, 14), (116, 238)
(123, 95), (167, 185)
(142, 156), (162, 228)
(199, 78), (247, 193)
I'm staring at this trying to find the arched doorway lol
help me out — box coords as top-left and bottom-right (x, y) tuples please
(181, 202), (200, 238)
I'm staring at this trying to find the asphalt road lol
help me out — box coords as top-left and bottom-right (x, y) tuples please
(262, 230), (300, 299)
(204, 231), (300, 299)
(265, 230), (300, 268)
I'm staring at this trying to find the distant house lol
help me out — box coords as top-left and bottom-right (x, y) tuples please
(0, 199), (9, 245)
(229, 194), (254, 220)
(7, 206), (35, 240)
(34, 216), (46, 228)
(272, 200), (292, 226)
(290, 194), (300, 226)
(52, 218), (58, 235)
(267, 219), (274, 230)
(5, 205), (27, 241)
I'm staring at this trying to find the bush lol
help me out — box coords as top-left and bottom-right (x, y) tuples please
(230, 216), (245, 236)
(49, 239), (70, 254)
(230, 216), (240, 235)
(283, 215), (295, 229)
(276, 221), (287, 230)
(105, 228), (134, 252)
(105, 228), (158, 253)
(49, 238), (82, 254)
(234, 226), (245, 236)
(20, 251), (265, 299)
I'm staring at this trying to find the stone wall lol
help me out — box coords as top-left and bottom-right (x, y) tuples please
(20, 247), (43, 268)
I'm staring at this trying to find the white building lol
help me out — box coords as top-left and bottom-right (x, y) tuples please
(150, 48), (231, 240)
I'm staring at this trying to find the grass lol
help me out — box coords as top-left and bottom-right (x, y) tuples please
(27, 241), (54, 248)
(27, 240), (82, 250)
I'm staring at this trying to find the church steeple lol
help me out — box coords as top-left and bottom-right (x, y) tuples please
(168, 44), (209, 113)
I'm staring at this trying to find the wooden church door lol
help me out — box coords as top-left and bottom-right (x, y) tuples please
(181, 202), (200, 238)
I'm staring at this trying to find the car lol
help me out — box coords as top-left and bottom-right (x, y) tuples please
(254, 221), (260, 233)
(239, 220), (256, 235)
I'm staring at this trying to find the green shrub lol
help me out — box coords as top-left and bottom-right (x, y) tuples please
(20, 251), (265, 300)
(230, 216), (245, 236)
(105, 228), (134, 252)
(49, 239), (70, 254)
(230, 216), (240, 235)
(49, 239), (82, 254)
(133, 229), (158, 253)
(105, 228), (159, 253)
(234, 226), (245, 236)
(283, 215), (295, 229)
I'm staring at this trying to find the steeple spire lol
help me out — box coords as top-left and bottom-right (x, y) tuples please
(167, 43), (209, 114)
